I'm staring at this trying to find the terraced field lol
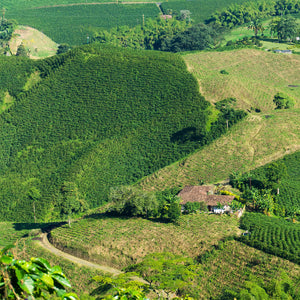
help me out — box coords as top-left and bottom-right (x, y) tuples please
(50, 213), (240, 268)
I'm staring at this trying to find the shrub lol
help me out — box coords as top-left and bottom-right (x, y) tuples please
(273, 92), (295, 109)
(220, 69), (229, 75)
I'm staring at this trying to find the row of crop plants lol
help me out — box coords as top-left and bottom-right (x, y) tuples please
(239, 212), (300, 264)
(7, 4), (159, 45)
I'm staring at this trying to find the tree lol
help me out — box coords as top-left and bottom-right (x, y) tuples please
(264, 161), (288, 191)
(273, 92), (295, 109)
(248, 19), (264, 37)
(16, 43), (28, 57)
(177, 10), (192, 23)
(0, 245), (78, 299)
(57, 43), (71, 55)
(161, 23), (224, 52)
(272, 15), (298, 41)
(156, 189), (181, 222)
(127, 252), (201, 299)
(61, 182), (88, 227)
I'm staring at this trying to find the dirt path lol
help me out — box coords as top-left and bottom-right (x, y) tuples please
(36, 233), (123, 275)
(36, 233), (148, 284)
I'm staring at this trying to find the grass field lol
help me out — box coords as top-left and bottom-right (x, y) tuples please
(50, 213), (240, 268)
(183, 49), (300, 111)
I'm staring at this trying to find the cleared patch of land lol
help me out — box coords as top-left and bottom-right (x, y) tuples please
(9, 26), (58, 59)
(50, 213), (240, 268)
(183, 49), (300, 111)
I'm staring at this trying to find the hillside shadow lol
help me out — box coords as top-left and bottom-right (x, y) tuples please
(84, 211), (177, 225)
(171, 127), (204, 144)
(13, 222), (66, 233)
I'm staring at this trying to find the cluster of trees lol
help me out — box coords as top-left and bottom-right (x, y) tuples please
(160, 23), (225, 52)
(126, 252), (202, 299)
(269, 15), (299, 41)
(92, 18), (190, 50)
(206, 0), (300, 28)
(108, 186), (181, 222)
(92, 17), (226, 53)
(230, 161), (288, 215)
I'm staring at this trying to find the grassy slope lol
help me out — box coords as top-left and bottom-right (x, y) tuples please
(9, 26), (58, 59)
(139, 49), (300, 190)
(50, 213), (240, 268)
(198, 239), (300, 299)
(184, 49), (300, 111)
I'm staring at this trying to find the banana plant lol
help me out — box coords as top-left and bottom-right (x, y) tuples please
(0, 245), (78, 299)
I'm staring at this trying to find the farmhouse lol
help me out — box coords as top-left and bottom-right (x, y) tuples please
(178, 185), (235, 213)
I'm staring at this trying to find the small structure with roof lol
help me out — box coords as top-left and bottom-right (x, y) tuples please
(273, 49), (292, 54)
(178, 185), (235, 214)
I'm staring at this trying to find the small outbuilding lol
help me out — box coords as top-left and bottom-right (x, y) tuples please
(273, 49), (292, 54)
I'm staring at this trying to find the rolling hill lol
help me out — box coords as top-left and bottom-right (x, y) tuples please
(139, 49), (300, 191)
(0, 44), (243, 222)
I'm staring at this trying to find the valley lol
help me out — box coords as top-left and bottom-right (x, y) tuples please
(0, 0), (300, 299)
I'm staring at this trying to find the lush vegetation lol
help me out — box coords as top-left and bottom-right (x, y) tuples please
(6, 4), (159, 45)
(243, 151), (300, 217)
(92, 18), (190, 51)
(206, 0), (300, 28)
(0, 245), (76, 299)
(0, 44), (247, 222)
(239, 212), (300, 264)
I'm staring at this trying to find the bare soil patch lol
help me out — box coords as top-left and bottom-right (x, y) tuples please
(9, 26), (58, 59)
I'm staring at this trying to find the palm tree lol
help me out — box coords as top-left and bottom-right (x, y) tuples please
(248, 19), (264, 37)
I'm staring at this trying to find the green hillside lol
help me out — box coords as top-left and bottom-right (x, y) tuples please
(139, 49), (300, 191)
(245, 151), (300, 216)
(0, 44), (243, 222)
(7, 4), (160, 45)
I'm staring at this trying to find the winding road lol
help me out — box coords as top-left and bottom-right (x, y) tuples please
(36, 233), (123, 275)
(35, 233), (148, 284)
